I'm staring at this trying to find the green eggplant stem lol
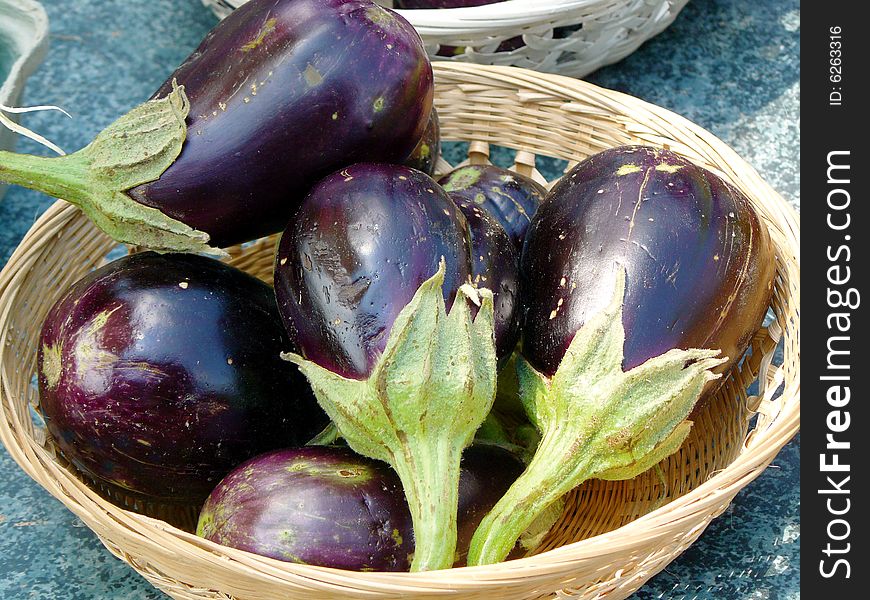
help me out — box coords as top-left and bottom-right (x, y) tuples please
(283, 262), (498, 572)
(466, 265), (727, 566)
(0, 151), (90, 204)
(468, 425), (593, 564)
(0, 82), (222, 256)
(391, 444), (463, 571)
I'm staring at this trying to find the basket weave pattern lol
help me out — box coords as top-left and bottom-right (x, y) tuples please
(202, 0), (690, 78)
(0, 63), (799, 600)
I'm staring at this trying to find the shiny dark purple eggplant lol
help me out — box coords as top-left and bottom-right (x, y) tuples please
(197, 446), (414, 571)
(0, 0), (433, 253)
(452, 195), (520, 360)
(36, 252), (328, 506)
(196, 443), (525, 570)
(440, 164), (547, 251)
(274, 162), (472, 380)
(403, 108), (441, 176)
(132, 0), (433, 247)
(520, 145), (776, 378)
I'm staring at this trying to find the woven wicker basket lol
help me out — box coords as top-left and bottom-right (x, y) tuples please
(202, 0), (690, 77)
(0, 62), (799, 600)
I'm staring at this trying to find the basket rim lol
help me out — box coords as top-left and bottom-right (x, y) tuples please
(216, 1), (691, 37)
(0, 61), (800, 594)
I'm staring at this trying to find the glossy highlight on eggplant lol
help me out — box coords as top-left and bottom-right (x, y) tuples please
(440, 164), (546, 251)
(128, 0), (434, 247)
(274, 162), (472, 380)
(37, 252), (328, 505)
(520, 145), (776, 378)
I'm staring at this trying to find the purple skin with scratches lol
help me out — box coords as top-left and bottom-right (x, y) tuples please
(129, 0), (433, 248)
(452, 195), (520, 361)
(403, 108), (440, 176)
(520, 146), (777, 379)
(197, 447), (415, 571)
(196, 444), (525, 570)
(37, 252), (328, 505)
(439, 164), (546, 252)
(274, 163), (472, 380)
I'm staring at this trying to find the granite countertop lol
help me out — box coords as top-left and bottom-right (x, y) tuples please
(0, 1), (799, 598)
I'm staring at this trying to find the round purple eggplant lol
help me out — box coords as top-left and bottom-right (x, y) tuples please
(452, 196), (520, 360)
(196, 443), (525, 570)
(520, 145), (777, 378)
(439, 164), (547, 251)
(274, 162), (472, 379)
(36, 252), (328, 506)
(403, 108), (441, 176)
(197, 446), (414, 571)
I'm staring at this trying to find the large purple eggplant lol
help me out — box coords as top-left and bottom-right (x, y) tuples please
(0, 0), (432, 253)
(520, 145), (776, 377)
(197, 447), (415, 571)
(196, 444), (526, 570)
(275, 162), (498, 571)
(452, 195), (520, 360)
(439, 164), (547, 251)
(467, 146), (772, 565)
(274, 162), (472, 380)
(37, 252), (328, 506)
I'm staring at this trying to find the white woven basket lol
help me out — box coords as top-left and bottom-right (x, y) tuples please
(202, 0), (690, 77)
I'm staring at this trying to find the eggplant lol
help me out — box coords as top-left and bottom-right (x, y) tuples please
(277, 162), (498, 571)
(439, 164), (546, 251)
(0, 0), (433, 254)
(403, 108), (440, 176)
(37, 252), (328, 506)
(197, 446), (414, 571)
(196, 444), (527, 570)
(467, 145), (771, 565)
(274, 162), (472, 380)
(520, 145), (776, 377)
(451, 195), (520, 360)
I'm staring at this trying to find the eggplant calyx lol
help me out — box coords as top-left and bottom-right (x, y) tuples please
(0, 82), (225, 257)
(282, 260), (498, 572)
(466, 266), (727, 566)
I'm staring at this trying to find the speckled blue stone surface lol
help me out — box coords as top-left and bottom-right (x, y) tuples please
(0, 0), (799, 598)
